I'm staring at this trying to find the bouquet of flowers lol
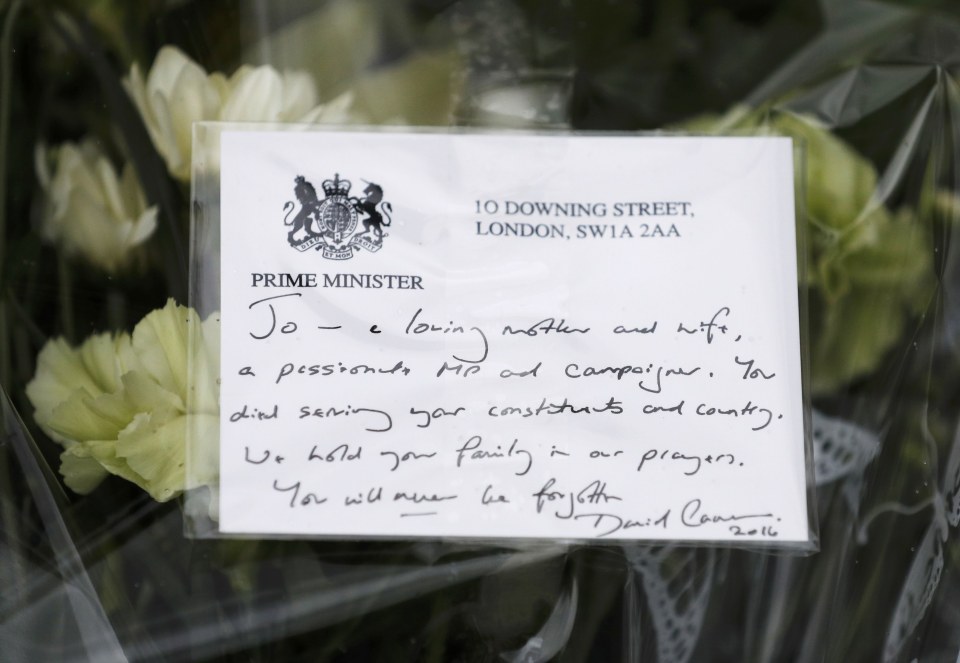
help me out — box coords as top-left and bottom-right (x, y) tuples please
(1, 0), (958, 661)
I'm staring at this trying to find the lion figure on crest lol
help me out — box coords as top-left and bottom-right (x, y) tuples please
(283, 176), (323, 245)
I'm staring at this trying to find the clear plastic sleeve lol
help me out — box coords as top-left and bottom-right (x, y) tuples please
(185, 123), (817, 551)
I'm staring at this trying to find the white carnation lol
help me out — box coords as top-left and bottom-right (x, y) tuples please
(124, 46), (351, 180)
(36, 140), (158, 273)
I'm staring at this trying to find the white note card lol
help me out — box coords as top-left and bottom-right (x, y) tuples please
(217, 130), (810, 543)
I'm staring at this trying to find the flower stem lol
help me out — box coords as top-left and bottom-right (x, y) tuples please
(57, 254), (75, 341)
(0, 0), (25, 608)
(0, 0), (25, 616)
(0, 0), (24, 391)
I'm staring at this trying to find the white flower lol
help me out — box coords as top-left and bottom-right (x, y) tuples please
(25, 300), (220, 501)
(124, 46), (353, 180)
(36, 140), (158, 273)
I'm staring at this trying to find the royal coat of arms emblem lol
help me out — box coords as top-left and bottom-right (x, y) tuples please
(283, 173), (392, 260)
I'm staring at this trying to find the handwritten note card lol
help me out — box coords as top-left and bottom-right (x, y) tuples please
(217, 130), (809, 543)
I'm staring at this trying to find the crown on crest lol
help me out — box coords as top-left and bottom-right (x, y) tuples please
(322, 173), (352, 197)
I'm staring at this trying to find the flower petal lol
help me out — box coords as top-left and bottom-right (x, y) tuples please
(220, 66), (284, 122)
(59, 446), (110, 494)
(46, 390), (133, 444)
(131, 299), (191, 399)
(115, 410), (187, 502)
(186, 413), (219, 489)
(26, 333), (137, 442)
